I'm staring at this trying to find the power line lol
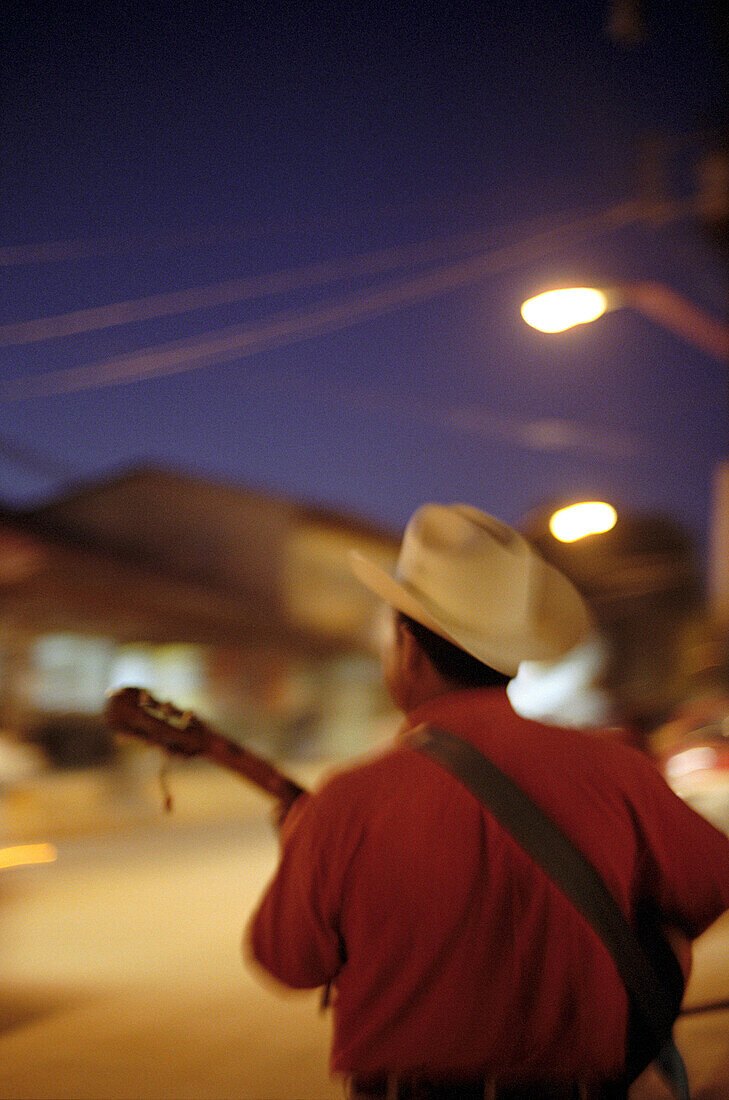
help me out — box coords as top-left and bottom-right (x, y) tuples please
(0, 226), (509, 347)
(0, 193), (503, 269)
(0, 209), (404, 268)
(0, 198), (660, 346)
(2, 197), (681, 400)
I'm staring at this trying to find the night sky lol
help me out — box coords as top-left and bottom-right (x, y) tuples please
(1, 2), (727, 565)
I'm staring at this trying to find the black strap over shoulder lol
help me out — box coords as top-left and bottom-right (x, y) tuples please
(407, 723), (689, 1100)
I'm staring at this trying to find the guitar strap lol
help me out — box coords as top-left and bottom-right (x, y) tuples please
(407, 723), (690, 1100)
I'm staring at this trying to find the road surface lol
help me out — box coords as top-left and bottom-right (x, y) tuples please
(1, 793), (728, 1099)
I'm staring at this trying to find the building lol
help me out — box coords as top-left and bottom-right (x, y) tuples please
(0, 466), (398, 767)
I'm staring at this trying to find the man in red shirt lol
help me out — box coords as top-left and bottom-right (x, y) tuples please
(248, 504), (729, 1099)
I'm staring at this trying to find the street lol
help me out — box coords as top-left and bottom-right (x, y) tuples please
(0, 811), (339, 1100)
(1, 800), (728, 1099)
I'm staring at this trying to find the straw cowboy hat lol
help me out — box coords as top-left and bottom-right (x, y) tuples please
(349, 503), (592, 677)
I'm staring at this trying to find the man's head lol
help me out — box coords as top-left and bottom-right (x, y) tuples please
(397, 612), (511, 689)
(350, 503), (591, 698)
(380, 610), (511, 712)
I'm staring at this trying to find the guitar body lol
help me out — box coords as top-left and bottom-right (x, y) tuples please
(104, 687), (306, 813)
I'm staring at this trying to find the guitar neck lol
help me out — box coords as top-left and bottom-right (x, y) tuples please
(104, 688), (306, 811)
(203, 731), (306, 807)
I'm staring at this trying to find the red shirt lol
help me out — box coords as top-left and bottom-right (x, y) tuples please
(248, 689), (729, 1081)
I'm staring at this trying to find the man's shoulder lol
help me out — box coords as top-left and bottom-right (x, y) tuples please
(314, 739), (412, 799)
(281, 742), (419, 848)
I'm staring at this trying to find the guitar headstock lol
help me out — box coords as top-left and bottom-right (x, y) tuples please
(104, 686), (208, 757)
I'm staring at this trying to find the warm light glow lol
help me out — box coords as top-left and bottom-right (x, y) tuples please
(0, 843), (58, 871)
(665, 747), (719, 780)
(549, 501), (617, 542)
(521, 287), (609, 333)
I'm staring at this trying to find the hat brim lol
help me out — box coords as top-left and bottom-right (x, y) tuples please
(349, 549), (591, 678)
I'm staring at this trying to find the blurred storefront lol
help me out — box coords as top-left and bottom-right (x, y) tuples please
(0, 466), (398, 773)
(4, 467), (728, 790)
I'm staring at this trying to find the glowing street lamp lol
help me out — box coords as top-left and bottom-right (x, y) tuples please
(521, 280), (729, 618)
(520, 288), (611, 333)
(549, 501), (618, 543)
(521, 282), (729, 361)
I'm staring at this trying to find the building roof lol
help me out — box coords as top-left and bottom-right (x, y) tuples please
(0, 465), (398, 650)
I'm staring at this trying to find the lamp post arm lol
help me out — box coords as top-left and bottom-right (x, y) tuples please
(626, 282), (729, 362)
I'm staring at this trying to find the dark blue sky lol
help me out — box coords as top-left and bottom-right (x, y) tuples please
(1, 2), (727, 564)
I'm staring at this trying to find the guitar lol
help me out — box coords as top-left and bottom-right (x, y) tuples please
(104, 686), (306, 813)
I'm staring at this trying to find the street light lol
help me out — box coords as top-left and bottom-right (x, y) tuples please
(549, 501), (618, 542)
(521, 279), (729, 621)
(521, 288), (611, 333)
(521, 282), (729, 361)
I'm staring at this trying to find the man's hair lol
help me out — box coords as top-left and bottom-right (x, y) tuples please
(397, 613), (511, 689)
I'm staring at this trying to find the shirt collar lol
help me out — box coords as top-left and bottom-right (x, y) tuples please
(398, 686), (514, 739)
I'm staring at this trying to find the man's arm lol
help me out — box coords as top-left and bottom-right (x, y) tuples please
(635, 758), (729, 940)
(245, 788), (348, 990)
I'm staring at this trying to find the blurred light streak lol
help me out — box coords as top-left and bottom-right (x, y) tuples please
(3, 199), (666, 400)
(665, 746), (720, 780)
(450, 409), (645, 457)
(518, 419), (642, 457)
(0, 843), (58, 870)
(346, 391), (647, 458)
